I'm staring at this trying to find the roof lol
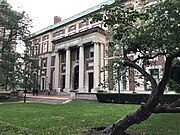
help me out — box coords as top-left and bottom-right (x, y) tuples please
(31, 0), (115, 37)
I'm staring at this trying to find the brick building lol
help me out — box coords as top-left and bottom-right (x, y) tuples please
(30, 0), (164, 94)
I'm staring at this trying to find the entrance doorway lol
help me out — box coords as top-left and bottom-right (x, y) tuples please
(88, 72), (93, 93)
(62, 75), (65, 91)
(41, 78), (45, 90)
(73, 66), (79, 90)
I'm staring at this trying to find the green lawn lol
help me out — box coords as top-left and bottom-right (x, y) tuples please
(0, 101), (179, 135)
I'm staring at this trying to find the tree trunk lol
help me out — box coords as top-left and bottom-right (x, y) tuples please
(104, 56), (173, 135)
(105, 93), (160, 135)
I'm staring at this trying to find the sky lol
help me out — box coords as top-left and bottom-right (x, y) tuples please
(7, 0), (108, 53)
(7, 0), (107, 33)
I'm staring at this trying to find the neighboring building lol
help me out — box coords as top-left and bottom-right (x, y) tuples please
(30, 0), (164, 94)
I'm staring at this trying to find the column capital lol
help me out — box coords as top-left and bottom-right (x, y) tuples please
(65, 47), (70, 50)
(93, 41), (106, 45)
(92, 41), (99, 45)
(78, 44), (84, 47)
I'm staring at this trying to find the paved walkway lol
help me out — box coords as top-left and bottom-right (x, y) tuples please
(26, 93), (70, 99)
(24, 93), (71, 104)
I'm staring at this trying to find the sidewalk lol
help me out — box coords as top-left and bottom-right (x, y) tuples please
(26, 93), (70, 100)
(24, 93), (71, 104)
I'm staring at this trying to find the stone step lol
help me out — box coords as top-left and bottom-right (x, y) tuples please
(23, 95), (71, 104)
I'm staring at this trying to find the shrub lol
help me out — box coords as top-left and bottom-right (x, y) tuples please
(168, 80), (180, 93)
(96, 93), (180, 104)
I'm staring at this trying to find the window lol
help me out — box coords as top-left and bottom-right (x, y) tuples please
(53, 31), (59, 37)
(79, 19), (88, 28)
(68, 25), (76, 32)
(59, 29), (65, 34)
(51, 56), (55, 66)
(61, 53), (66, 63)
(42, 42), (48, 53)
(36, 38), (41, 42)
(34, 45), (38, 55)
(76, 49), (79, 60)
(42, 35), (49, 41)
(82, 19), (87, 27)
(53, 29), (65, 38)
(41, 58), (47, 68)
(31, 46), (34, 56)
(150, 69), (159, 76)
(89, 47), (94, 58)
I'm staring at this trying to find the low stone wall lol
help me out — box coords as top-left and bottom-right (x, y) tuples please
(70, 91), (97, 100)
(0, 91), (19, 99)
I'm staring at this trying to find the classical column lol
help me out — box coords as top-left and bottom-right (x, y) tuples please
(93, 42), (100, 92)
(100, 43), (105, 90)
(54, 52), (60, 90)
(120, 74), (123, 91)
(64, 48), (71, 93)
(78, 44), (85, 92)
(104, 44), (109, 91)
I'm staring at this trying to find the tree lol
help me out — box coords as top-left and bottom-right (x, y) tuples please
(22, 43), (40, 93)
(92, 0), (180, 134)
(169, 59), (180, 93)
(0, 1), (32, 90)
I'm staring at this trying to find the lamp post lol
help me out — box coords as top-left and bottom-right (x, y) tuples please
(115, 63), (121, 103)
(32, 71), (37, 96)
(24, 74), (28, 103)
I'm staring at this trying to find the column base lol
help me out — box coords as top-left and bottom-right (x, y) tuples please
(77, 87), (85, 93)
(92, 87), (100, 93)
(70, 90), (78, 99)
(63, 88), (71, 94)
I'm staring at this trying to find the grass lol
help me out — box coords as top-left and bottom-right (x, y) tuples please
(0, 101), (179, 135)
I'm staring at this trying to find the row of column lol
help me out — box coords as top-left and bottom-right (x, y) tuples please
(54, 42), (105, 93)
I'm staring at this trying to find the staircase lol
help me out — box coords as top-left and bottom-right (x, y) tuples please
(23, 94), (71, 104)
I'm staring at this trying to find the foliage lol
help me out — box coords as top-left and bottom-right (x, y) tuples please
(168, 80), (180, 93)
(21, 46), (40, 91)
(92, 0), (180, 134)
(0, 1), (32, 90)
(168, 59), (180, 93)
(93, 0), (180, 64)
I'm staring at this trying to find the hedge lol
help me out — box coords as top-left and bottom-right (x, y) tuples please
(0, 92), (18, 100)
(96, 93), (180, 104)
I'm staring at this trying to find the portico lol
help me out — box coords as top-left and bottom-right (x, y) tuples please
(52, 27), (106, 93)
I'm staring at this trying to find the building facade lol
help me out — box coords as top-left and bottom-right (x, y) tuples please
(30, 0), (163, 93)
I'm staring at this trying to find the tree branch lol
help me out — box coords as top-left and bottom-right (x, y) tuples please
(123, 56), (158, 94)
(133, 53), (166, 63)
(158, 56), (173, 93)
(153, 106), (180, 113)
(169, 98), (180, 108)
